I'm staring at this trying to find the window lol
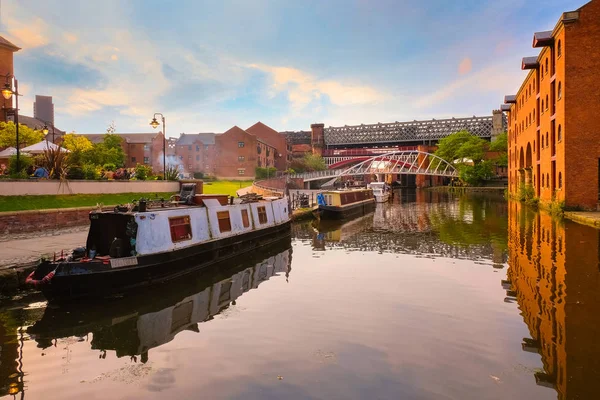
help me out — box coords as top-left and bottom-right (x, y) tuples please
(196, 155), (200, 161)
(541, 65), (544, 77)
(558, 172), (562, 188)
(196, 145), (200, 151)
(558, 125), (562, 142)
(542, 136), (545, 148)
(238, 156), (245, 162)
(546, 132), (549, 146)
(257, 206), (268, 224)
(546, 95), (549, 110)
(237, 168), (245, 175)
(144, 144), (149, 151)
(545, 58), (549, 75)
(533, 79), (536, 92)
(558, 82), (562, 100)
(533, 140), (536, 152)
(217, 211), (232, 232)
(144, 157), (149, 164)
(188, 164), (192, 169)
(557, 40), (562, 58)
(131, 157), (136, 163)
(547, 173), (550, 187)
(541, 99), (544, 112)
(179, 155), (183, 160)
(188, 145), (192, 151)
(241, 209), (250, 228)
(238, 141), (245, 148)
(169, 216), (192, 242)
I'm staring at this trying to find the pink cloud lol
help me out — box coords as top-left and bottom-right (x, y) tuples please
(458, 58), (473, 75)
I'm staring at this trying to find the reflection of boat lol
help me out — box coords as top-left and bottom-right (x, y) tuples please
(27, 239), (292, 360)
(315, 188), (375, 220)
(367, 182), (390, 203)
(311, 214), (373, 250)
(28, 182), (291, 301)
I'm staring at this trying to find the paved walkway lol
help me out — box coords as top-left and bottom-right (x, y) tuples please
(564, 211), (600, 228)
(0, 226), (88, 268)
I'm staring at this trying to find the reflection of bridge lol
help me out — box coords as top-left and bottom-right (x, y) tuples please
(291, 150), (458, 183)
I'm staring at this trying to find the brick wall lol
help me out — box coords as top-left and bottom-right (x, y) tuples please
(215, 126), (257, 179)
(0, 47), (14, 122)
(246, 122), (289, 170)
(0, 207), (107, 234)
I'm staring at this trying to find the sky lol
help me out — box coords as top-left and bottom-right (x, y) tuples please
(0, 0), (586, 137)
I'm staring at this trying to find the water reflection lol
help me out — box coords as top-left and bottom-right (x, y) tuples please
(505, 202), (600, 399)
(305, 190), (507, 264)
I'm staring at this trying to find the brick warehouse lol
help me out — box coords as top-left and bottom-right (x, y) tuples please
(503, 0), (600, 210)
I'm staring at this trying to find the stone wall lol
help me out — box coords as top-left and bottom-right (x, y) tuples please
(0, 206), (110, 234)
(0, 179), (180, 196)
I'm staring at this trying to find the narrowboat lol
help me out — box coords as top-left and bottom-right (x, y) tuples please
(367, 182), (390, 203)
(315, 188), (375, 220)
(26, 183), (292, 301)
(28, 243), (292, 360)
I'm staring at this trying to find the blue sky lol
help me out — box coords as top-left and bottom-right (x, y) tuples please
(0, 0), (586, 136)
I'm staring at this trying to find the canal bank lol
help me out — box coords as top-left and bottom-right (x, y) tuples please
(564, 211), (600, 228)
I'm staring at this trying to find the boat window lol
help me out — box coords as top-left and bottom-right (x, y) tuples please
(241, 209), (250, 228)
(217, 211), (232, 232)
(169, 216), (192, 242)
(171, 300), (193, 333)
(257, 206), (268, 224)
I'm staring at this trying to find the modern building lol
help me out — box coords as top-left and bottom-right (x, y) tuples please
(33, 95), (54, 126)
(0, 35), (20, 123)
(503, 0), (600, 209)
(80, 132), (166, 171)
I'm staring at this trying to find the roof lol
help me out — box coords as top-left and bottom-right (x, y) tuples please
(532, 31), (553, 47)
(80, 132), (161, 144)
(176, 132), (216, 146)
(14, 115), (66, 135)
(323, 115), (504, 146)
(500, 104), (511, 112)
(281, 130), (311, 144)
(0, 35), (20, 51)
(246, 121), (282, 148)
(504, 95), (517, 103)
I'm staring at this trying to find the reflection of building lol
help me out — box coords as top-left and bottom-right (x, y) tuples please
(504, 0), (600, 209)
(29, 247), (292, 361)
(505, 202), (600, 398)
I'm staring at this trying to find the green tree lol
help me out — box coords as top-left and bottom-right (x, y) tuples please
(303, 153), (327, 171)
(62, 133), (94, 166)
(435, 130), (487, 165)
(91, 133), (125, 167)
(489, 132), (508, 167)
(0, 122), (44, 148)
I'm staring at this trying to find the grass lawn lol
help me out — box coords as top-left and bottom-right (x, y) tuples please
(202, 180), (253, 197)
(0, 180), (254, 212)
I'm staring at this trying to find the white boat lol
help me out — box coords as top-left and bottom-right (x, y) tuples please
(367, 182), (390, 203)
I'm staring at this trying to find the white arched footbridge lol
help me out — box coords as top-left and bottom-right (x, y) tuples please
(290, 150), (458, 184)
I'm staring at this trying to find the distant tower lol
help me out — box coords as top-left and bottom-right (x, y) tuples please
(34, 95), (54, 125)
(491, 109), (504, 142)
(310, 123), (325, 156)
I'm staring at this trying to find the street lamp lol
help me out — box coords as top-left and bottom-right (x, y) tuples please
(149, 113), (166, 178)
(40, 120), (56, 143)
(2, 75), (20, 172)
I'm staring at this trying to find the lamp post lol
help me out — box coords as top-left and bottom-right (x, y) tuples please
(150, 113), (166, 178)
(41, 121), (56, 143)
(2, 74), (20, 172)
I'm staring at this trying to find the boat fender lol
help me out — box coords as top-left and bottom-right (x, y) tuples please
(25, 267), (57, 288)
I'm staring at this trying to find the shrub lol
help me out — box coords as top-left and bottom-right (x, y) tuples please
(42, 146), (71, 179)
(67, 166), (85, 180)
(103, 163), (116, 172)
(8, 154), (34, 175)
(82, 163), (100, 180)
(193, 171), (204, 179)
(135, 164), (153, 181)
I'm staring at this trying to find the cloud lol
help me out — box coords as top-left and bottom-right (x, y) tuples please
(4, 17), (49, 49)
(458, 58), (472, 75)
(248, 64), (388, 111)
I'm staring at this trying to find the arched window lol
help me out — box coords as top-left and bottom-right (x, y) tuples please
(558, 40), (562, 58)
(558, 125), (562, 142)
(533, 140), (536, 152)
(546, 132), (549, 145)
(545, 58), (549, 74)
(547, 173), (550, 187)
(541, 99), (545, 111)
(558, 82), (562, 100)
(558, 172), (562, 188)
(533, 109), (536, 122)
(541, 135), (545, 148)
(541, 65), (544, 76)
(545, 95), (549, 110)
(533, 79), (536, 92)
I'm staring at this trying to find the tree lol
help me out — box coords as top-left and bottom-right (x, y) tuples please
(92, 133), (125, 167)
(62, 133), (94, 166)
(303, 153), (327, 171)
(489, 132), (508, 167)
(435, 130), (487, 166)
(0, 122), (44, 148)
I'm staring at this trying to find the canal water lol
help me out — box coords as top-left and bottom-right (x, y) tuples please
(1, 190), (599, 399)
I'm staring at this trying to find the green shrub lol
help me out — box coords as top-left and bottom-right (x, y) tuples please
(8, 154), (34, 175)
(549, 199), (565, 216)
(255, 167), (277, 179)
(193, 171), (204, 179)
(82, 163), (100, 180)
(135, 164), (153, 181)
(67, 166), (85, 180)
(103, 163), (116, 172)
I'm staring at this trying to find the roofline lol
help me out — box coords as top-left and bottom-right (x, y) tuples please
(0, 38), (21, 52)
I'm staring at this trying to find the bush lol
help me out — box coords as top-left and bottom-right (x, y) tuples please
(135, 164), (153, 181)
(193, 171), (204, 179)
(8, 154), (34, 175)
(67, 166), (85, 180)
(255, 167), (278, 179)
(82, 163), (100, 180)
(103, 163), (116, 172)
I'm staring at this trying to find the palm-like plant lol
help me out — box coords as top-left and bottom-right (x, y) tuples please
(42, 146), (71, 179)
(165, 164), (181, 181)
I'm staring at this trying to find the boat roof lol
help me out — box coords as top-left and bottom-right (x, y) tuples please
(321, 188), (372, 194)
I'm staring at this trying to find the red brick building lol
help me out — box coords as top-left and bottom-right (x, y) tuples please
(0, 36), (20, 123)
(246, 121), (291, 169)
(81, 132), (166, 171)
(174, 132), (217, 176)
(503, 0), (600, 209)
